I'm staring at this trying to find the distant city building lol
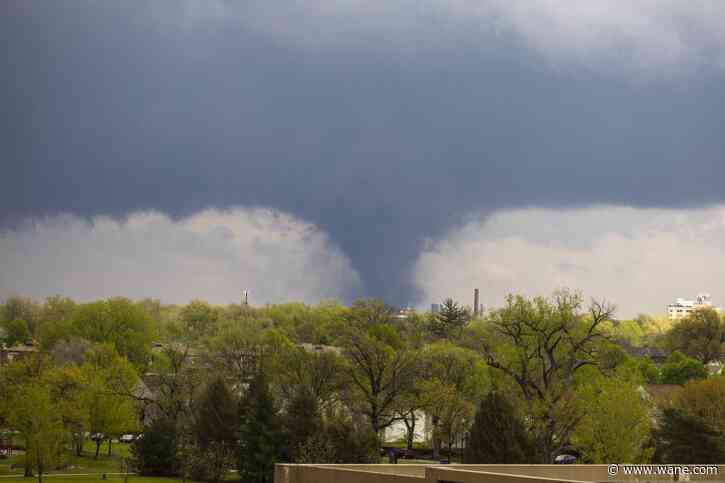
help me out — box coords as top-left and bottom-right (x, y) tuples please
(667, 293), (721, 320)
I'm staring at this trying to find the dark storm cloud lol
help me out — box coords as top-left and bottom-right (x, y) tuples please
(3, 1), (725, 303)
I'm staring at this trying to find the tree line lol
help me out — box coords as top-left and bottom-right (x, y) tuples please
(1, 291), (725, 482)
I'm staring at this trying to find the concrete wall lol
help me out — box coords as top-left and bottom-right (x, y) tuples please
(275, 464), (725, 483)
(425, 467), (589, 483)
(275, 464), (427, 483)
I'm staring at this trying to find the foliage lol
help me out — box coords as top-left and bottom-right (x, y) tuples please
(659, 351), (708, 385)
(6, 291), (725, 470)
(1, 296), (42, 336)
(138, 344), (201, 425)
(429, 298), (470, 339)
(45, 365), (88, 456)
(665, 308), (724, 364)
(293, 433), (337, 464)
(49, 337), (92, 366)
(572, 376), (653, 463)
(277, 347), (342, 411)
(182, 441), (235, 483)
(0, 319), (30, 347)
(37, 296), (77, 349)
(131, 417), (179, 476)
(187, 378), (237, 482)
(69, 298), (154, 368)
(634, 357), (660, 384)
(341, 300), (420, 442)
(322, 411), (380, 463)
(417, 342), (485, 457)
(79, 344), (139, 457)
(179, 300), (222, 339)
(464, 290), (615, 462)
(258, 301), (349, 345)
(6, 383), (65, 479)
(284, 388), (321, 462)
(202, 318), (269, 387)
(195, 377), (237, 450)
(464, 391), (535, 463)
(674, 376), (725, 432)
(603, 319), (646, 347)
(238, 371), (280, 483)
(653, 409), (725, 464)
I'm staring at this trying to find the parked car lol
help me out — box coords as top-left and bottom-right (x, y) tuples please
(119, 434), (136, 443)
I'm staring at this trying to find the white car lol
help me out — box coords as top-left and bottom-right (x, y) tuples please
(119, 434), (136, 443)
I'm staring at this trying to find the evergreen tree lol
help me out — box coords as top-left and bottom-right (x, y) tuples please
(284, 388), (321, 462)
(238, 371), (280, 483)
(654, 409), (725, 463)
(196, 377), (237, 449)
(430, 299), (469, 338)
(131, 417), (179, 476)
(464, 392), (536, 463)
(190, 377), (237, 483)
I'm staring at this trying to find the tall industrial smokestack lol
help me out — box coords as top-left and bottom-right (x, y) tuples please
(474, 288), (480, 316)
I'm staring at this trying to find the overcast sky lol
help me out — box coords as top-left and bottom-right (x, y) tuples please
(3, 1), (725, 316)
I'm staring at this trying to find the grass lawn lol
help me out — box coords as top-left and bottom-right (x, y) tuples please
(0, 440), (133, 476)
(0, 477), (188, 483)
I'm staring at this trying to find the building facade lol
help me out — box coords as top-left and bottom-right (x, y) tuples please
(667, 293), (721, 320)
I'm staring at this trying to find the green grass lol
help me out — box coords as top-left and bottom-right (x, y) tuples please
(0, 477), (189, 483)
(0, 440), (134, 476)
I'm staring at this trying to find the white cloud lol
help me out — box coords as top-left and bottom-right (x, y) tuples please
(0, 208), (362, 305)
(413, 205), (725, 318)
(149, 0), (725, 74)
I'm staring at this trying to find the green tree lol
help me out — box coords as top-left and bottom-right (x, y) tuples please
(464, 290), (615, 462)
(192, 378), (237, 482)
(70, 298), (154, 367)
(430, 298), (470, 338)
(1, 296), (41, 336)
(131, 417), (179, 476)
(419, 342), (486, 458)
(277, 347), (342, 412)
(6, 383), (65, 483)
(238, 371), (280, 483)
(196, 377), (237, 448)
(572, 376), (653, 463)
(659, 351), (708, 385)
(0, 355), (53, 441)
(180, 300), (221, 339)
(284, 388), (322, 462)
(36, 296), (77, 348)
(666, 308), (724, 364)
(0, 319), (30, 346)
(419, 379), (474, 458)
(674, 376), (725, 432)
(341, 300), (419, 445)
(204, 318), (271, 387)
(45, 366), (89, 456)
(464, 392), (535, 463)
(654, 409), (725, 463)
(81, 344), (139, 457)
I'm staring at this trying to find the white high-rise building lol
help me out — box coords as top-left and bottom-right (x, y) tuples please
(667, 293), (720, 320)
